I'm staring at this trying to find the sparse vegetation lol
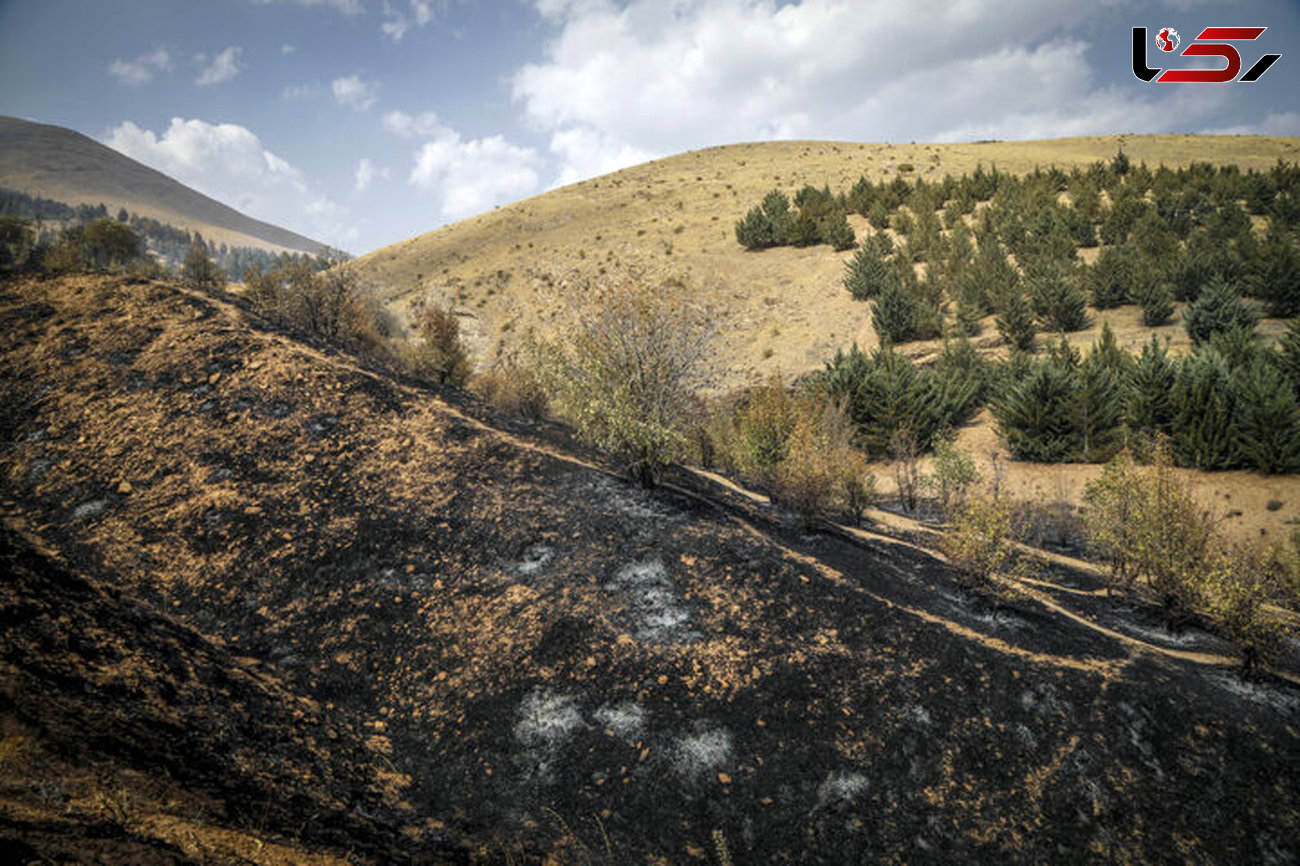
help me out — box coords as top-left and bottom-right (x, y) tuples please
(536, 279), (711, 487)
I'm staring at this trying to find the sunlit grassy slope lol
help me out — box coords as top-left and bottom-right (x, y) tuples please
(348, 134), (1300, 390)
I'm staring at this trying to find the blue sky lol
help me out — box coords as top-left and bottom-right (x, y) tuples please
(1, 0), (1297, 255)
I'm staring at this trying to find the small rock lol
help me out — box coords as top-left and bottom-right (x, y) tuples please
(116, 481), (133, 495)
(717, 772), (732, 784)
(244, 506), (263, 515)
(304, 454), (316, 463)
(208, 372), (221, 384)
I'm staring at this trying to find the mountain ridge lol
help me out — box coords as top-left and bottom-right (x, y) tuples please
(0, 115), (328, 256)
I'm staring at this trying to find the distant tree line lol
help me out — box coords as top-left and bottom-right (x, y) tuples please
(0, 186), (341, 276)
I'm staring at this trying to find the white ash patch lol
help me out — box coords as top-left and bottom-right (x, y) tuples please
(903, 704), (933, 727)
(673, 727), (732, 779)
(606, 558), (699, 644)
(1013, 722), (1038, 749)
(582, 475), (670, 522)
(1206, 671), (1300, 714)
(514, 688), (585, 751)
(1121, 620), (1223, 651)
(593, 702), (646, 741)
(1020, 682), (1072, 718)
(816, 771), (869, 808)
(71, 499), (108, 521)
(515, 543), (555, 577)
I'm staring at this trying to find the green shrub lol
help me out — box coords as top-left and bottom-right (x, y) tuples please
(1027, 263), (1088, 332)
(537, 281), (710, 487)
(995, 291), (1037, 352)
(941, 496), (1029, 599)
(1184, 276), (1260, 345)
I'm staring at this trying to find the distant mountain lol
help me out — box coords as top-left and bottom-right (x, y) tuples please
(0, 116), (327, 256)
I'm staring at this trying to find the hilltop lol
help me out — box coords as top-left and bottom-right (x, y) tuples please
(347, 134), (1300, 385)
(0, 116), (327, 256)
(2, 271), (1297, 862)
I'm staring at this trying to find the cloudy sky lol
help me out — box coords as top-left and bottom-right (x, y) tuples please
(1, 0), (1297, 254)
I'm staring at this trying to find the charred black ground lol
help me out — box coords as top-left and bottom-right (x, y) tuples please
(1, 273), (1297, 863)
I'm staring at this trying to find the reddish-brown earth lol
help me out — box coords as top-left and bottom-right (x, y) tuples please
(1, 273), (1297, 863)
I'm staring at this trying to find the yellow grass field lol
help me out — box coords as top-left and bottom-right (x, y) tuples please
(347, 134), (1300, 547)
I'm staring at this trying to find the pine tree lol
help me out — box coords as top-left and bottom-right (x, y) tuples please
(1232, 361), (1300, 474)
(1184, 276), (1260, 345)
(1027, 262), (1088, 332)
(1246, 226), (1300, 318)
(1126, 335), (1177, 444)
(842, 238), (896, 300)
(182, 241), (225, 290)
(1171, 348), (1238, 470)
(1134, 275), (1174, 326)
(825, 212), (856, 251)
(996, 290), (1037, 351)
(992, 357), (1079, 462)
(872, 279), (918, 344)
(735, 205), (775, 250)
(1072, 350), (1125, 462)
(1087, 245), (1135, 309)
(1278, 319), (1300, 393)
(761, 189), (794, 245)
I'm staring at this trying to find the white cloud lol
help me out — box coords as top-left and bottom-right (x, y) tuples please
(381, 0), (442, 41)
(332, 75), (379, 111)
(407, 128), (542, 220)
(195, 47), (243, 86)
(382, 109), (448, 138)
(354, 157), (389, 192)
(281, 43), (297, 54)
(253, 0), (364, 14)
(511, 0), (1218, 185)
(1204, 111), (1300, 137)
(107, 49), (171, 86)
(103, 117), (354, 249)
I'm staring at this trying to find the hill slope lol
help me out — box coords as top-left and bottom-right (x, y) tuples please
(1, 271), (1297, 861)
(0, 116), (327, 256)
(347, 134), (1300, 388)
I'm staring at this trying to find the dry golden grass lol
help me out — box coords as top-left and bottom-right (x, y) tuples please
(347, 134), (1300, 387)
(347, 134), (1300, 548)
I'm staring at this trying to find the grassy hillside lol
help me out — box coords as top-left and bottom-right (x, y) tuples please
(348, 134), (1300, 386)
(1, 271), (1297, 861)
(347, 134), (1300, 548)
(0, 116), (327, 256)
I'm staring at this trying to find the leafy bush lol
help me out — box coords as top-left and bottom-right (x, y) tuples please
(927, 439), (981, 520)
(941, 496), (1028, 599)
(1083, 448), (1211, 627)
(473, 353), (548, 420)
(775, 398), (860, 528)
(409, 300), (471, 386)
(0, 215), (34, 270)
(730, 375), (798, 487)
(537, 280), (711, 487)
